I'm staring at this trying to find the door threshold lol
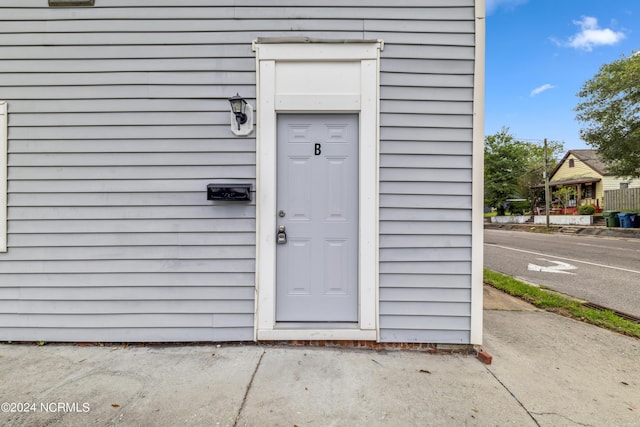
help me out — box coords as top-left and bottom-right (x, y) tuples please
(257, 328), (377, 341)
(275, 322), (358, 330)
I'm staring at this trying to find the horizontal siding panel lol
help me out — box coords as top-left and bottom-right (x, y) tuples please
(380, 140), (472, 155)
(8, 206), (255, 220)
(380, 248), (471, 262)
(381, 168), (471, 182)
(380, 182), (472, 195)
(0, 58), (256, 73)
(10, 152), (255, 166)
(380, 221), (471, 235)
(0, 327), (254, 342)
(382, 59), (474, 75)
(9, 219), (255, 234)
(369, 32), (475, 46)
(380, 329), (469, 344)
(0, 273), (253, 287)
(0, 259), (255, 274)
(0, 85), (255, 100)
(380, 127), (472, 142)
(380, 154), (471, 168)
(8, 125), (253, 140)
(9, 232), (255, 248)
(382, 44), (475, 60)
(9, 166), (256, 180)
(7, 99), (232, 113)
(380, 194), (472, 209)
(381, 86), (473, 102)
(0, 19), (364, 33)
(1, 302), (253, 316)
(381, 100), (472, 115)
(381, 114), (472, 128)
(9, 140), (255, 154)
(10, 112), (236, 127)
(0, 245), (254, 261)
(380, 301), (470, 316)
(8, 193), (255, 207)
(381, 73), (473, 88)
(380, 235), (472, 248)
(365, 20), (474, 34)
(380, 274), (470, 288)
(380, 315), (469, 330)
(0, 31), (364, 47)
(0, 7), (474, 21)
(380, 261), (471, 275)
(0, 0), (473, 6)
(0, 44), (255, 60)
(9, 179), (254, 193)
(380, 287), (471, 302)
(0, 286), (253, 300)
(380, 208), (471, 222)
(0, 72), (255, 87)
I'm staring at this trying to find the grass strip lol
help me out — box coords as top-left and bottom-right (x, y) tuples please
(484, 268), (640, 339)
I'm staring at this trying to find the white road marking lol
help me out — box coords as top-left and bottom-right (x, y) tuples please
(528, 258), (577, 275)
(486, 244), (640, 275)
(575, 242), (640, 252)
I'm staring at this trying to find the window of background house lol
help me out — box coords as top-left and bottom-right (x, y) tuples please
(620, 182), (629, 189)
(569, 159), (575, 168)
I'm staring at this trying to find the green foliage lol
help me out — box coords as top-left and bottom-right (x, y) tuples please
(507, 200), (529, 215)
(484, 128), (563, 214)
(575, 53), (640, 178)
(553, 185), (578, 208)
(578, 205), (596, 215)
(484, 269), (640, 338)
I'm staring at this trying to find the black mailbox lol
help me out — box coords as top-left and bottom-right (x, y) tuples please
(207, 184), (252, 201)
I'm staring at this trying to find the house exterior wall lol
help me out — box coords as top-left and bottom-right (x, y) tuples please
(603, 177), (640, 192)
(0, 0), (482, 343)
(550, 153), (603, 206)
(551, 153), (640, 206)
(551, 154), (599, 183)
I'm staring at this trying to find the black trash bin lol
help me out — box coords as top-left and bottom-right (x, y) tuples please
(603, 210), (620, 227)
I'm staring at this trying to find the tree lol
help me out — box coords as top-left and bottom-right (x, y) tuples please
(553, 185), (577, 208)
(517, 139), (563, 207)
(484, 128), (563, 215)
(575, 52), (640, 178)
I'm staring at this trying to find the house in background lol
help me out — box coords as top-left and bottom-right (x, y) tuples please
(0, 0), (485, 346)
(534, 149), (638, 213)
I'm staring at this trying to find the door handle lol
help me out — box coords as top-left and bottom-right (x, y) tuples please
(277, 225), (287, 244)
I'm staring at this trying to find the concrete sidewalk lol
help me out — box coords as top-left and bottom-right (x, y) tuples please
(1, 288), (639, 426)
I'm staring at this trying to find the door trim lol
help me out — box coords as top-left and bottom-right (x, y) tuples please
(253, 40), (382, 341)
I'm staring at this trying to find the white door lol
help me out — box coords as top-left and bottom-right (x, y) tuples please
(276, 114), (359, 322)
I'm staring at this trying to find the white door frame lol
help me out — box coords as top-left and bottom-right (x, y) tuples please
(253, 40), (383, 341)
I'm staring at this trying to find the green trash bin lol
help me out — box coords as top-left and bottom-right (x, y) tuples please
(603, 211), (620, 227)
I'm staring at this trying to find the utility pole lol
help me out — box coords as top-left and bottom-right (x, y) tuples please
(544, 138), (550, 228)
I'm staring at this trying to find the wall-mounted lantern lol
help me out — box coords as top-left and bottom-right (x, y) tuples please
(228, 93), (253, 136)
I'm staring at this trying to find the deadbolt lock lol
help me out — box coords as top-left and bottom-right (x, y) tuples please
(277, 225), (287, 244)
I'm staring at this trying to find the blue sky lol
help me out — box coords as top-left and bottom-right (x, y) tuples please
(485, 0), (639, 150)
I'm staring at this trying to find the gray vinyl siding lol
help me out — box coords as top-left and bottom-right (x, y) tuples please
(0, 0), (477, 343)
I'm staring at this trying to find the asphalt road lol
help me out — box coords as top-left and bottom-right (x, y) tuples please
(484, 229), (640, 318)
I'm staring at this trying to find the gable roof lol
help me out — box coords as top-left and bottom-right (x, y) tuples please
(550, 149), (609, 179)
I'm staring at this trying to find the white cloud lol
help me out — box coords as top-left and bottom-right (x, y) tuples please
(530, 84), (555, 97)
(564, 16), (626, 51)
(486, 0), (527, 15)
